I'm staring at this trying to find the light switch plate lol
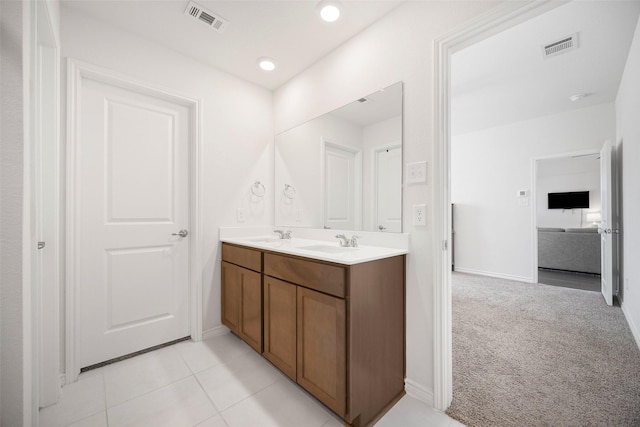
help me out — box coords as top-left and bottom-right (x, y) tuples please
(406, 161), (427, 184)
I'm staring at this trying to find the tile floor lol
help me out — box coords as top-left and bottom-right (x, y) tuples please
(40, 333), (464, 427)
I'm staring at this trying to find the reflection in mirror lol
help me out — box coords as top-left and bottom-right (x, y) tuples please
(275, 82), (403, 232)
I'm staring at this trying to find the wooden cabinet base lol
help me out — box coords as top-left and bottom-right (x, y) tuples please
(222, 243), (405, 427)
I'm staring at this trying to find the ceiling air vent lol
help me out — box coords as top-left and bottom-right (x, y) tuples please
(184, 1), (229, 33)
(542, 33), (578, 59)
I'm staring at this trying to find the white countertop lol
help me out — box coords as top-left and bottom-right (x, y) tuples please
(220, 235), (408, 265)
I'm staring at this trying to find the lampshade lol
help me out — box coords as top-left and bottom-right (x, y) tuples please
(586, 212), (601, 223)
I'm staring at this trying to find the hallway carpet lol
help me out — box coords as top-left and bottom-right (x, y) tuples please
(446, 272), (640, 427)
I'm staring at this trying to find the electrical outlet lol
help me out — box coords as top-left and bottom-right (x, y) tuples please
(236, 208), (245, 223)
(413, 204), (427, 226)
(295, 209), (302, 222)
(406, 161), (427, 184)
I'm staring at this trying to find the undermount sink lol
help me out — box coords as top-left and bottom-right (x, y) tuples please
(298, 244), (358, 254)
(246, 236), (281, 243)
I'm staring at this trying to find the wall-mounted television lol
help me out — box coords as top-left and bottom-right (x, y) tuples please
(548, 191), (590, 209)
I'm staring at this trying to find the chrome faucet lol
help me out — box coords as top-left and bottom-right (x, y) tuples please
(335, 234), (349, 247)
(274, 229), (292, 239)
(336, 234), (359, 247)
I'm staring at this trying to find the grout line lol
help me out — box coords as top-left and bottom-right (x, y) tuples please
(105, 375), (195, 414)
(218, 412), (231, 427)
(102, 373), (110, 426)
(193, 371), (221, 414)
(218, 377), (286, 414)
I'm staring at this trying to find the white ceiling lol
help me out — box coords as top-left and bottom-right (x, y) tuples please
(62, 0), (404, 91)
(61, 1), (640, 124)
(452, 1), (640, 135)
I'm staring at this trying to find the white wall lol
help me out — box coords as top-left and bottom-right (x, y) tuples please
(452, 103), (615, 281)
(536, 156), (601, 229)
(60, 7), (274, 343)
(274, 0), (501, 401)
(616, 14), (640, 347)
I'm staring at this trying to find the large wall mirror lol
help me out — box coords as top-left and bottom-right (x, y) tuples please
(275, 82), (403, 232)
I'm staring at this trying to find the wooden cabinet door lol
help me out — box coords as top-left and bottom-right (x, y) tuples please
(221, 261), (241, 333)
(263, 276), (297, 380)
(239, 266), (262, 353)
(221, 261), (262, 352)
(297, 286), (346, 417)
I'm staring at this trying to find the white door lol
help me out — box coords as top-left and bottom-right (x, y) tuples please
(78, 78), (191, 368)
(324, 143), (359, 230)
(599, 140), (617, 306)
(376, 146), (402, 232)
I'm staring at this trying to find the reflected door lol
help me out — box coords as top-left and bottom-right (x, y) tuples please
(324, 144), (359, 230)
(78, 77), (191, 368)
(376, 146), (402, 232)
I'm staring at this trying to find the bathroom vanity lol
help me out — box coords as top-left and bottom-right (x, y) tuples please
(220, 237), (406, 427)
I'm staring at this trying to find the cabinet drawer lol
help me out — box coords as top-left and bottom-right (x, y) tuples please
(264, 253), (345, 298)
(222, 243), (262, 272)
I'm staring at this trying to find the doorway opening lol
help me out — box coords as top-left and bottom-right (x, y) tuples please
(533, 151), (602, 293)
(434, 0), (631, 413)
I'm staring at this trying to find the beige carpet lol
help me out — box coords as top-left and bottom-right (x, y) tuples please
(446, 272), (640, 427)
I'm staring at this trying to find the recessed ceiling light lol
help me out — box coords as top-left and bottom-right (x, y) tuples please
(317, 0), (342, 23)
(257, 57), (276, 71)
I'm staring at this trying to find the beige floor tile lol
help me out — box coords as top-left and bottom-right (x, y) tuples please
(103, 346), (191, 407)
(195, 350), (283, 411)
(107, 376), (216, 427)
(39, 374), (106, 427)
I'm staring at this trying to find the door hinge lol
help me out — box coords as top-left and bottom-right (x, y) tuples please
(442, 240), (448, 251)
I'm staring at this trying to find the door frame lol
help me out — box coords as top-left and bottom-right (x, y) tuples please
(530, 149), (600, 284)
(432, 0), (562, 411)
(65, 59), (203, 383)
(32, 0), (61, 407)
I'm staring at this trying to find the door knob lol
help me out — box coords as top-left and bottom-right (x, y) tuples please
(378, 225), (387, 231)
(172, 229), (189, 238)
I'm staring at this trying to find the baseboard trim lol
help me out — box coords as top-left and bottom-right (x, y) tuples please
(202, 325), (230, 340)
(454, 267), (534, 283)
(405, 378), (434, 407)
(621, 302), (640, 351)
